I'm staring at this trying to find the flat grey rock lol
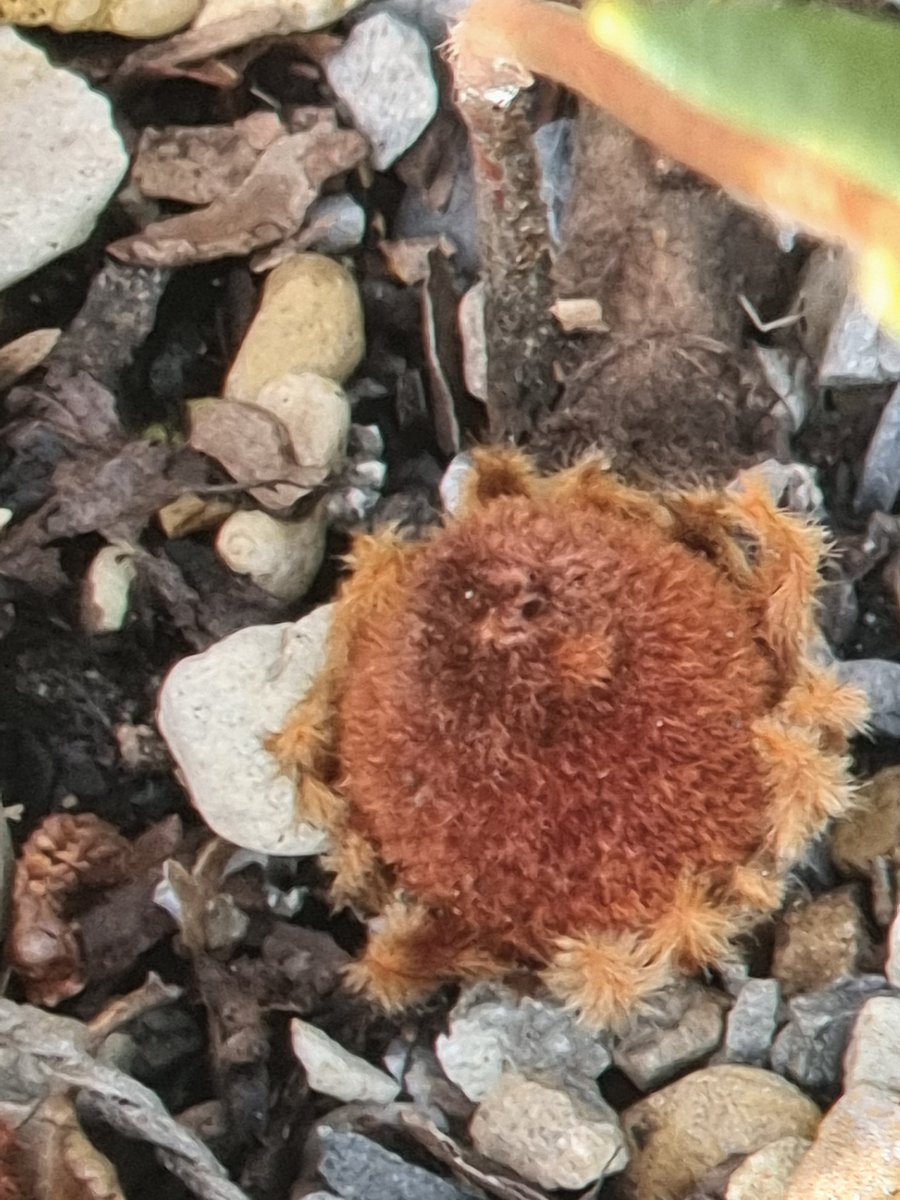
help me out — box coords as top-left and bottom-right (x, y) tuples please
(0, 28), (127, 290)
(325, 13), (437, 170)
(834, 658), (900, 738)
(318, 1129), (474, 1200)
(723, 978), (781, 1067)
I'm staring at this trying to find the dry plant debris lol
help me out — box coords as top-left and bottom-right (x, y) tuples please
(272, 450), (867, 1025)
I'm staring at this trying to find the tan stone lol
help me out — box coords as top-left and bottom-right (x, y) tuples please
(725, 1136), (810, 1200)
(831, 766), (900, 872)
(225, 255), (364, 402)
(612, 1065), (820, 1200)
(784, 1084), (900, 1200)
(0, 0), (199, 35)
(772, 886), (871, 997)
(195, 0), (362, 31)
(470, 1073), (628, 1191)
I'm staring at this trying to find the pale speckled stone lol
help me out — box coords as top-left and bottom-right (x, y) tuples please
(324, 13), (437, 170)
(613, 1066), (820, 1200)
(225, 255), (364, 402)
(725, 1136), (810, 1200)
(843, 996), (900, 1094)
(470, 1073), (628, 1191)
(435, 981), (610, 1104)
(0, 0), (198, 35)
(290, 1019), (400, 1104)
(784, 1084), (900, 1200)
(613, 981), (726, 1090)
(0, 28), (128, 290)
(195, 0), (361, 30)
(157, 606), (332, 855)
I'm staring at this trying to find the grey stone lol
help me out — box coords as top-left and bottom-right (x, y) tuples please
(435, 982), (610, 1104)
(534, 118), (574, 245)
(613, 981), (726, 1090)
(887, 904), (900, 989)
(317, 1129), (474, 1200)
(359, 0), (471, 42)
(0, 28), (128, 291)
(724, 979), (781, 1067)
(291, 1019), (400, 1104)
(818, 291), (900, 389)
(325, 14), (438, 170)
(394, 162), (478, 274)
(771, 975), (890, 1102)
(304, 194), (366, 253)
(843, 995), (900, 1094)
(439, 452), (475, 515)
(834, 658), (900, 738)
(856, 382), (900, 513)
(469, 1072), (628, 1191)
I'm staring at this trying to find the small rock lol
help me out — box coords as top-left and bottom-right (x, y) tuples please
(613, 1065), (820, 1200)
(832, 766), (900, 873)
(725, 1136), (810, 1200)
(303, 194), (367, 254)
(156, 606), (333, 855)
(0, 0), (198, 35)
(216, 506), (328, 602)
(254, 372), (351, 486)
(157, 493), (234, 539)
(551, 297), (609, 334)
(855, 382), (900, 513)
(226, 254), (365, 402)
(81, 544), (136, 634)
(439, 453), (475, 515)
(403, 1045), (474, 1125)
(843, 995), (900, 1094)
(317, 1129), (472, 1200)
(325, 14), (438, 170)
(0, 327), (60, 391)
(0, 29), (128, 291)
(834, 659), (900, 738)
(722, 979), (781, 1067)
(784, 1084), (900, 1200)
(818, 291), (900, 388)
(772, 886), (871, 997)
(360, 0), (469, 41)
(394, 161), (478, 274)
(613, 981), (726, 1091)
(435, 982), (610, 1104)
(291, 1019), (400, 1105)
(195, 0), (362, 31)
(458, 284), (487, 401)
(770, 975), (890, 1102)
(470, 1073), (628, 1191)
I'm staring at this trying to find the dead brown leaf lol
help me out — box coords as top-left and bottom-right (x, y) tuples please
(17, 1094), (124, 1200)
(9, 814), (179, 1007)
(188, 398), (308, 510)
(133, 113), (285, 206)
(115, 10), (290, 84)
(109, 109), (366, 268)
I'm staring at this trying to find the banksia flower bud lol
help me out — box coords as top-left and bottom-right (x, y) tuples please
(272, 450), (867, 1025)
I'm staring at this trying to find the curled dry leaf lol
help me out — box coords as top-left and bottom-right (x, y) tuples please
(9, 814), (179, 1007)
(17, 1094), (125, 1200)
(0, 999), (250, 1200)
(110, 109), (366, 268)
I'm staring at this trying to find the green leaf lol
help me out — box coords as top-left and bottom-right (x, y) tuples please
(586, 0), (900, 201)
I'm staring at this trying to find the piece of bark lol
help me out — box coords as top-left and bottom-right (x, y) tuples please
(452, 61), (566, 440)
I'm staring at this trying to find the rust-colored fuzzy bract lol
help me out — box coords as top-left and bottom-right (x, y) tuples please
(339, 490), (777, 958)
(276, 452), (866, 1023)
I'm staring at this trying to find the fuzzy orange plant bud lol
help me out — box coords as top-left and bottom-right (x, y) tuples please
(273, 452), (867, 1026)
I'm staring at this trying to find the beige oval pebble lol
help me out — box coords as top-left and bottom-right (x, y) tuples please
(195, 0), (362, 31)
(216, 506), (327, 602)
(726, 1136), (810, 1200)
(614, 1065), (820, 1200)
(226, 255), (364, 403)
(0, 0), (199, 34)
(156, 606), (333, 855)
(255, 372), (351, 486)
(784, 1084), (900, 1200)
